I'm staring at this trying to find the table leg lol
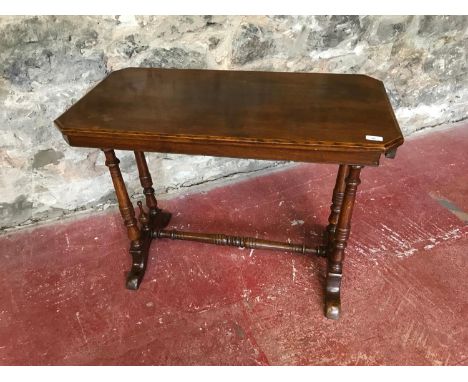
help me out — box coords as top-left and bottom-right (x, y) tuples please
(325, 165), (349, 252)
(103, 149), (156, 290)
(134, 151), (159, 213)
(134, 151), (172, 233)
(325, 165), (362, 320)
(131, 151), (172, 290)
(103, 149), (145, 290)
(103, 150), (174, 290)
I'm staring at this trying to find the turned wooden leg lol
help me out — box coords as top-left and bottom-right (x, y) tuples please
(134, 151), (158, 213)
(103, 149), (145, 290)
(324, 164), (349, 252)
(103, 149), (141, 243)
(134, 151), (172, 230)
(325, 165), (362, 320)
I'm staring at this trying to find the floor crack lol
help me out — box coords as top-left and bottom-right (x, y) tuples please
(164, 161), (286, 193)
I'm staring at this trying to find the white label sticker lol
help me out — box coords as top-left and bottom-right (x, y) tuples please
(365, 135), (383, 142)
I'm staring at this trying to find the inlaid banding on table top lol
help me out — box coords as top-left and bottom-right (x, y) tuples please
(56, 125), (404, 153)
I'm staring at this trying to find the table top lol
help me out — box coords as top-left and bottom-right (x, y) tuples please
(54, 68), (404, 166)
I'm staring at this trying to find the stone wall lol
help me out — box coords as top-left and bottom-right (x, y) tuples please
(1, 15), (467, 230)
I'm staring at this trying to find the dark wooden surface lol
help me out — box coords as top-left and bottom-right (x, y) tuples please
(55, 68), (404, 166)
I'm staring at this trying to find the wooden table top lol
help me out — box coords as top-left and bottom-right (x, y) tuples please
(55, 68), (403, 166)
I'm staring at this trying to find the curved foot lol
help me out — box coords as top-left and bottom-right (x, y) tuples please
(126, 267), (144, 290)
(324, 272), (342, 320)
(125, 243), (148, 290)
(325, 294), (341, 320)
(125, 208), (172, 291)
(126, 272), (141, 290)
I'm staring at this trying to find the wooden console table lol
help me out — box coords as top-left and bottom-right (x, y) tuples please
(54, 68), (403, 319)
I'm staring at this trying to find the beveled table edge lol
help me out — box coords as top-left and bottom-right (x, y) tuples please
(56, 127), (403, 166)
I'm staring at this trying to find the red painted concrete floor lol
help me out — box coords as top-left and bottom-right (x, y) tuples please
(1, 123), (467, 365)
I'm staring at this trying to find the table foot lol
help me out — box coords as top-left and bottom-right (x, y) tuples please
(126, 231), (150, 290)
(324, 165), (362, 320)
(126, 207), (172, 290)
(126, 246), (146, 290)
(325, 272), (342, 320)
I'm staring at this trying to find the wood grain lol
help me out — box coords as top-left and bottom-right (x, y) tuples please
(55, 68), (404, 166)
